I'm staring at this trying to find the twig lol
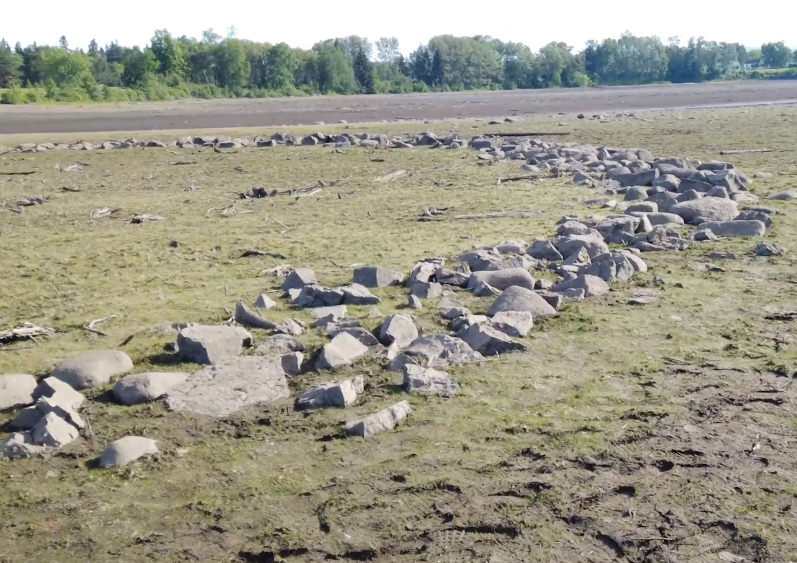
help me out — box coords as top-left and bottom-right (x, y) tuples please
(0, 170), (36, 176)
(719, 148), (775, 155)
(83, 315), (118, 337)
(60, 186), (81, 192)
(497, 174), (538, 185)
(0, 345), (34, 352)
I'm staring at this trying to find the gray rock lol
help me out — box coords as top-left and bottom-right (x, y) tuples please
(309, 305), (348, 321)
(0, 374), (37, 411)
(555, 234), (610, 259)
(341, 284), (381, 305)
(768, 191), (797, 201)
(699, 220), (766, 238)
(458, 248), (508, 271)
(329, 327), (381, 347)
(50, 350), (133, 390)
(177, 325), (252, 365)
(408, 295), (423, 309)
(99, 436), (159, 468)
(408, 258), (443, 285)
(113, 372), (189, 405)
(556, 221), (596, 237)
(8, 407), (44, 431)
(619, 250), (648, 272)
(636, 211), (685, 226)
(527, 239), (563, 261)
(281, 268), (317, 291)
(440, 306), (471, 320)
(628, 289), (660, 305)
(706, 186), (730, 199)
(487, 285), (558, 319)
(280, 352), (304, 377)
(490, 311), (534, 337)
(293, 285), (345, 308)
(353, 266), (402, 288)
(379, 314), (419, 348)
(533, 289), (564, 311)
(254, 294), (277, 309)
(296, 376), (365, 410)
(552, 275), (610, 297)
(755, 243), (785, 256)
(736, 210), (773, 229)
(468, 268), (535, 292)
(34, 396), (84, 429)
(316, 332), (370, 370)
(0, 432), (47, 459)
(33, 378), (85, 411)
(495, 239), (528, 254)
(653, 174), (681, 192)
(614, 169), (659, 187)
(165, 356), (289, 417)
(669, 198), (739, 224)
(255, 334), (305, 355)
(563, 246), (591, 268)
(403, 365), (459, 396)
(626, 202), (658, 214)
(462, 323), (527, 356)
(390, 334), (482, 370)
(31, 412), (80, 448)
(558, 288), (586, 302)
(437, 266), (471, 287)
(345, 401), (411, 438)
(411, 282), (443, 299)
(624, 186), (649, 201)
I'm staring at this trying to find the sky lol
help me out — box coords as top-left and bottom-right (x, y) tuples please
(2, 0), (794, 53)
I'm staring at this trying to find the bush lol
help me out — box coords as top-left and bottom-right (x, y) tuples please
(0, 86), (27, 104)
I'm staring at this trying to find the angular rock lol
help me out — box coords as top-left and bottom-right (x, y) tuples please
(457, 249), (506, 272)
(8, 407), (44, 431)
(403, 365), (459, 397)
(296, 376), (365, 410)
(462, 323), (527, 356)
(626, 202), (658, 214)
(614, 169), (659, 187)
(552, 275), (610, 297)
(165, 356), (289, 417)
(468, 268), (535, 292)
(558, 288), (586, 302)
(0, 432), (47, 459)
(329, 327), (381, 347)
(699, 220), (766, 238)
(294, 285), (345, 308)
(34, 396), (84, 430)
(113, 372), (189, 405)
(309, 305), (348, 321)
(50, 350), (133, 390)
(341, 284), (381, 305)
(281, 268), (317, 291)
(316, 332), (370, 370)
(353, 266), (402, 288)
(490, 311), (534, 337)
(408, 295), (423, 310)
(254, 294), (277, 310)
(555, 234), (610, 259)
(255, 334), (305, 355)
(345, 401), (411, 438)
(411, 282), (443, 299)
(669, 198), (739, 224)
(736, 210), (773, 229)
(624, 186), (649, 201)
(496, 239), (528, 254)
(768, 191), (797, 201)
(557, 221), (596, 237)
(440, 306), (471, 320)
(31, 412), (80, 448)
(177, 325), (252, 365)
(619, 250), (648, 272)
(280, 352), (304, 377)
(487, 285), (558, 319)
(0, 374), (37, 411)
(527, 239), (563, 261)
(533, 289), (564, 311)
(755, 243), (785, 256)
(653, 174), (681, 192)
(390, 335), (482, 370)
(379, 314), (419, 348)
(437, 266), (471, 287)
(628, 289), (660, 305)
(99, 436), (159, 468)
(408, 259), (443, 285)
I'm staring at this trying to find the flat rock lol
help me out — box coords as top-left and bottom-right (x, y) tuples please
(50, 350), (133, 390)
(699, 220), (766, 238)
(353, 266), (402, 288)
(296, 376), (365, 410)
(34, 396), (84, 429)
(403, 365), (459, 396)
(345, 401), (411, 438)
(177, 325), (252, 365)
(411, 282), (443, 299)
(462, 323), (527, 356)
(487, 285), (558, 319)
(490, 311), (534, 337)
(255, 334), (306, 355)
(99, 436), (159, 468)
(628, 289), (660, 305)
(768, 190), (797, 201)
(164, 356), (289, 417)
(669, 198), (739, 224)
(379, 314), (419, 348)
(559, 287), (586, 301)
(309, 305), (348, 321)
(755, 242), (785, 256)
(31, 412), (80, 448)
(282, 268), (317, 291)
(113, 372), (189, 405)
(527, 239), (563, 261)
(552, 275), (610, 297)
(341, 284), (381, 305)
(316, 332), (370, 370)
(533, 289), (564, 311)
(556, 234), (610, 259)
(468, 268), (535, 292)
(0, 374), (37, 411)
(293, 285), (345, 308)
(390, 334), (482, 370)
(329, 327), (381, 347)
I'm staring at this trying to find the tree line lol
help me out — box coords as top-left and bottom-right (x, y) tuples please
(0, 30), (794, 104)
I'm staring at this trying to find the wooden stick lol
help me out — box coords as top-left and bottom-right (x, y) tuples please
(83, 315), (118, 337)
(719, 148), (774, 155)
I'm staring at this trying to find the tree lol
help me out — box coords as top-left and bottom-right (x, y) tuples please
(314, 43), (356, 93)
(59, 36), (69, 51)
(214, 39), (250, 89)
(88, 39), (99, 55)
(264, 43), (297, 91)
(375, 37), (400, 63)
(202, 29), (221, 44)
(150, 29), (187, 78)
(121, 46), (157, 87)
(762, 41), (791, 68)
(430, 48), (445, 86)
(410, 45), (432, 84)
(0, 40), (22, 87)
(353, 47), (375, 93)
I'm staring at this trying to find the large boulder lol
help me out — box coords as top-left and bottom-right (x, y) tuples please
(487, 285), (558, 319)
(293, 285), (345, 308)
(345, 401), (411, 438)
(669, 198), (739, 224)
(50, 350), (133, 390)
(99, 436), (159, 468)
(699, 220), (767, 238)
(468, 268), (535, 292)
(403, 365), (459, 396)
(177, 325), (252, 365)
(165, 356), (289, 417)
(296, 377), (365, 410)
(552, 275), (610, 297)
(379, 314), (419, 348)
(353, 266), (402, 288)
(113, 372), (189, 405)
(316, 332), (370, 370)
(0, 374), (37, 411)
(341, 284), (381, 305)
(613, 169), (659, 187)
(462, 324), (527, 356)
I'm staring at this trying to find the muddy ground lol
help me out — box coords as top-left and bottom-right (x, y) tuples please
(0, 80), (795, 135)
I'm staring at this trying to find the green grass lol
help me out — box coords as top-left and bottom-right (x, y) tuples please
(1, 106), (797, 562)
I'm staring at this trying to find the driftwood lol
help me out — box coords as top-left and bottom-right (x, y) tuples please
(127, 213), (165, 224)
(418, 206), (450, 221)
(376, 169), (409, 182)
(0, 171), (36, 176)
(241, 250), (287, 259)
(234, 301), (279, 331)
(451, 210), (543, 220)
(83, 315), (118, 336)
(171, 161), (197, 166)
(0, 322), (56, 345)
(719, 148), (774, 155)
(91, 207), (122, 220)
(17, 196), (46, 207)
(497, 175), (539, 185)
(60, 186), (81, 192)
(2, 202), (23, 214)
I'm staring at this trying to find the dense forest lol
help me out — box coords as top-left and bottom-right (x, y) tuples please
(0, 30), (794, 104)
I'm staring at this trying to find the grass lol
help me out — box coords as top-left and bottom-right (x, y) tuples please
(1, 106), (797, 562)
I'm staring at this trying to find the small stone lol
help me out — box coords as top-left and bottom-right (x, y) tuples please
(345, 401), (411, 438)
(559, 288), (586, 302)
(329, 327), (381, 347)
(255, 334), (305, 355)
(468, 268), (535, 292)
(527, 239), (564, 261)
(628, 289), (660, 305)
(411, 282), (443, 299)
(768, 190), (797, 201)
(408, 295), (423, 310)
(169, 240), (180, 248)
(316, 332), (370, 370)
(353, 266), (403, 288)
(296, 377), (365, 410)
(341, 284), (381, 305)
(177, 325), (252, 365)
(0, 374), (37, 411)
(280, 352), (304, 376)
(552, 275), (610, 298)
(461, 323), (527, 356)
(309, 305), (348, 321)
(488, 285), (558, 318)
(367, 307), (383, 319)
(99, 436), (159, 468)
(254, 294), (277, 309)
(490, 311), (534, 337)
(755, 243), (784, 256)
(403, 365), (459, 396)
(653, 276), (666, 286)
(50, 350), (134, 390)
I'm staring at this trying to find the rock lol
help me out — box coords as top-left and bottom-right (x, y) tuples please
(31, 412), (80, 448)
(353, 266), (402, 288)
(653, 174), (681, 191)
(31, 377), (85, 410)
(8, 407), (44, 431)
(280, 352), (304, 376)
(177, 325), (252, 365)
(408, 295), (423, 310)
(619, 250), (648, 272)
(274, 318), (304, 336)
(0, 374), (37, 411)
(557, 221), (596, 237)
(403, 365), (459, 397)
(490, 311), (534, 337)
(34, 396), (84, 429)
(379, 314), (419, 348)
(165, 356), (289, 417)
(487, 285), (558, 319)
(613, 169), (659, 187)
(669, 198), (739, 224)
(638, 211), (685, 226)
(699, 220), (766, 238)
(113, 372), (189, 405)
(329, 327), (381, 347)
(626, 202), (658, 214)
(282, 268), (317, 291)
(692, 229), (719, 241)
(552, 275), (610, 297)
(345, 401), (411, 438)
(408, 259), (443, 285)
(296, 377), (365, 410)
(294, 285), (345, 308)
(527, 239), (564, 261)
(316, 332), (370, 370)
(254, 294), (277, 309)
(468, 268), (535, 293)
(709, 252), (740, 261)
(753, 171), (773, 179)
(558, 288), (586, 301)
(440, 306), (471, 320)
(255, 334), (305, 355)
(629, 289), (660, 305)
(533, 289), (564, 311)
(411, 282), (443, 299)
(99, 436), (159, 468)
(736, 210), (773, 229)
(624, 186), (649, 201)
(555, 234), (610, 259)
(390, 334), (482, 370)
(706, 186), (730, 199)
(755, 243), (785, 256)
(310, 305), (348, 321)
(341, 284), (381, 305)
(496, 239), (528, 254)
(50, 350), (133, 390)
(0, 432), (47, 459)
(437, 266), (471, 287)
(462, 323), (527, 356)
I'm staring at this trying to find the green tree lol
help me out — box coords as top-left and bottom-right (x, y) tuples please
(121, 46), (157, 87)
(214, 39), (250, 89)
(0, 40), (22, 87)
(410, 46), (432, 84)
(264, 43), (297, 91)
(314, 43), (356, 93)
(150, 29), (187, 78)
(353, 47), (375, 93)
(430, 48), (445, 86)
(34, 47), (92, 85)
(375, 37), (400, 63)
(762, 41), (791, 68)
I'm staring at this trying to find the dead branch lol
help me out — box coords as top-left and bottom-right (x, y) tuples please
(719, 148), (775, 155)
(83, 315), (118, 336)
(0, 170), (36, 176)
(497, 174), (539, 185)
(234, 301), (279, 331)
(241, 250), (287, 259)
(91, 207), (123, 220)
(171, 161), (197, 166)
(183, 184), (198, 192)
(127, 213), (165, 224)
(16, 195), (46, 207)
(376, 169), (410, 182)
(451, 210), (543, 220)
(0, 323), (57, 345)
(60, 186), (81, 192)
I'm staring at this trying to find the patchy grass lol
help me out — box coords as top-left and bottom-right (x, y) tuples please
(1, 106), (797, 562)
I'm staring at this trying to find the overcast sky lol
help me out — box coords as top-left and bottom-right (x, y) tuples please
(3, 0), (793, 53)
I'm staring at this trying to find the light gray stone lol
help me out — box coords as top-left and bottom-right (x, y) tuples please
(555, 234), (610, 259)
(0, 374), (37, 411)
(626, 202), (658, 214)
(527, 239), (563, 261)
(113, 372), (189, 405)
(440, 306), (471, 320)
(296, 376), (365, 410)
(389, 335), (482, 370)
(309, 305), (348, 321)
(99, 436), (159, 468)
(281, 268), (317, 291)
(31, 412), (80, 448)
(293, 285), (345, 308)
(254, 294), (277, 309)
(341, 284), (382, 305)
(408, 295), (423, 309)
(411, 282), (443, 299)
(403, 365), (459, 396)
(379, 314), (419, 348)
(624, 186), (649, 201)
(345, 401), (411, 438)
(652, 174), (681, 191)
(552, 275), (610, 297)
(462, 323), (527, 356)
(699, 220), (766, 238)
(755, 242), (785, 256)
(280, 352), (304, 376)
(177, 325), (252, 365)
(408, 259), (443, 285)
(165, 356), (288, 417)
(255, 334), (305, 355)
(558, 288), (586, 302)
(669, 198), (739, 224)
(490, 311), (534, 337)
(469, 280), (501, 297)
(0, 432), (47, 459)
(50, 350), (133, 390)
(34, 397), (84, 429)
(487, 285), (558, 319)
(768, 191), (797, 201)
(468, 268), (535, 292)
(619, 250), (648, 272)
(533, 290), (564, 311)
(316, 332), (370, 370)
(329, 327), (381, 347)
(496, 239), (528, 254)
(353, 266), (403, 288)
